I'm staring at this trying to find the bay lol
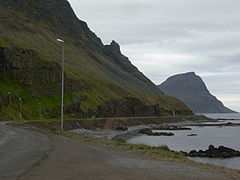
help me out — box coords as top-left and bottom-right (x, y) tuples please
(128, 113), (240, 170)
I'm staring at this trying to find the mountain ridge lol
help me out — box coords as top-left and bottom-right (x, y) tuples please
(0, 0), (192, 120)
(159, 72), (236, 113)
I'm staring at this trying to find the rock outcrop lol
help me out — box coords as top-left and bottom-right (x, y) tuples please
(159, 72), (236, 113)
(182, 145), (240, 158)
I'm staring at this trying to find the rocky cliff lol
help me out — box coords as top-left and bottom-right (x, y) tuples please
(0, 0), (192, 120)
(159, 72), (236, 113)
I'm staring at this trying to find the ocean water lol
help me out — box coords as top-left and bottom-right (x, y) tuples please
(128, 113), (240, 170)
(203, 113), (240, 120)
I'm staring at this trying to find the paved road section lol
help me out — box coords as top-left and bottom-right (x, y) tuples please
(0, 122), (52, 180)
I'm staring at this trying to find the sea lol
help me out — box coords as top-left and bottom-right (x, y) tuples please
(128, 113), (240, 170)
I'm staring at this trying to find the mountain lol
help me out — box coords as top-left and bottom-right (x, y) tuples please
(0, 0), (192, 120)
(159, 72), (236, 113)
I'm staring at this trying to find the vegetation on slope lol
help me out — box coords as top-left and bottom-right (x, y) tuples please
(0, 0), (192, 120)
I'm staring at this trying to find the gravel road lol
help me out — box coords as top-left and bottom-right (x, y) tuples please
(0, 122), (239, 180)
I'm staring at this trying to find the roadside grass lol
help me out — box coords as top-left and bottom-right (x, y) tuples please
(50, 129), (187, 162)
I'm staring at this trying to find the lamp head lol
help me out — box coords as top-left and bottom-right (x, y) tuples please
(57, 39), (64, 43)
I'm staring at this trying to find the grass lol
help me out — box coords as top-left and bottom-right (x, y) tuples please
(0, 42), (6, 47)
(0, 76), (74, 120)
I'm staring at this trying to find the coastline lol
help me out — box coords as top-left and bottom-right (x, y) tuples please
(70, 115), (215, 141)
(71, 124), (148, 141)
(9, 115), (240, 178)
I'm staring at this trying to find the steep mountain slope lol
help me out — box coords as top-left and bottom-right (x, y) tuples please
(159, 72), (236, 113)
(0, 0), (192, 120)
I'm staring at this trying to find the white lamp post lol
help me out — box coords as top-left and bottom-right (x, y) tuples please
(19, 97), (22, 120)
(57, 38), (65, 132)
(39, 102), (42, 120)
(8, 92), (12, 113)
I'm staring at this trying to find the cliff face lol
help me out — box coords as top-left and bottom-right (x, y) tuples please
(159, 72), (236, 113)
(0, 0), (192, 120)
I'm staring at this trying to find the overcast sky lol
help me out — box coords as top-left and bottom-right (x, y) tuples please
(68, 0), (240, 112)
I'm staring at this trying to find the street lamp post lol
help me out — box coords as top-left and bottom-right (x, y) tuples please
(19, 97), (22, 120)
(39, 102), (42, 120)
(8, 92), (12, 113)
(101, 105), (104, 118)
(57, 38), (65, 132)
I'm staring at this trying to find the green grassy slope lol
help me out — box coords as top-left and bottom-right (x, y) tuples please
(0, 0), (192, 120)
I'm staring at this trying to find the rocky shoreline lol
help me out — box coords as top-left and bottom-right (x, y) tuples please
(181, 145), (240, 158)
(69, 115), (213, 141)
(191, 122), (240, 127)
(139, 128), (175, 136)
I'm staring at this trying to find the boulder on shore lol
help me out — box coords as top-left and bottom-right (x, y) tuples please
(181, 145), (240, 158)
(152, 124), (192, 131)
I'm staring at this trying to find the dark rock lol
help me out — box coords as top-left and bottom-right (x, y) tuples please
(190, 150), (197, 154)
(103, 40), (162, 92)
(159, 72), (237, 113)
(183, 145), (240, 158)
(187, 134), (198, 136)
(153, 125), (192, 131)
(97, 97), (192, 118)
(209, 145), (215, 150)
(115, 125), (128, 131)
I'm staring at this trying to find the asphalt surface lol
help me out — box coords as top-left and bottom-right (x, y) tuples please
(0, 122), (239, 180)
(0, 122), (52, 180)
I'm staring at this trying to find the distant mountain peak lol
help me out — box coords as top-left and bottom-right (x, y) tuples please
(109, 40), (121, 53)
(159, 72), (236, 113)
(185, 72), (196, 75)
(169, 72), (196, 79)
